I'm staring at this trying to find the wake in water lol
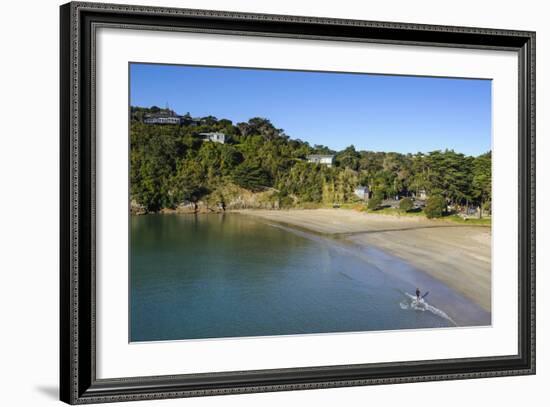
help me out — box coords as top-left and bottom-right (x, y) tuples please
(400, 292), (457, 326)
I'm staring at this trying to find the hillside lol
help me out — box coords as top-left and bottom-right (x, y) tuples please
(130, 106), (491, 215)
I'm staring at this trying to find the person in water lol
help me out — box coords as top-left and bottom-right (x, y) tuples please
(415, 288), (421, 301)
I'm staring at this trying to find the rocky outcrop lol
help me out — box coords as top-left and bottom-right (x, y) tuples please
(134, 183), (283, 215)
(160, 201), (220, 214)
(222, 184), (280, 210)
(130, 200), (147, 215)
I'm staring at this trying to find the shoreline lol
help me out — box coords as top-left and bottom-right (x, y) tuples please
(234, 208), (491, 313)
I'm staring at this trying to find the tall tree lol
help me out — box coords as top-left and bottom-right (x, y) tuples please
(472, 152), (492, 217)
(172, 160), (209, 212)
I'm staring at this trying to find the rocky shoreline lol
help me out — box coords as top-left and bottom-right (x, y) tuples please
(130, 183), (283, 215)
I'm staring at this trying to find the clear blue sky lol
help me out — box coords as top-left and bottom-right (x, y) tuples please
(130, 63), (492, 156)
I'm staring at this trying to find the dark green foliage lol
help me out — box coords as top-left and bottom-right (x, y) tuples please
(232, 162), (273, 192)
(368, 192), (383, 211)
(129, 106), (492, 214)
(399, 197), (414, 212)
(312, 144), (335, 155)
(425, 195), (447, 218)
(472, 152), (492, 217)
(336, 145), (361, 170)
(130, 122), (182, 211)
(172, 160), (209, 210)
(277, 161), (328, 203)
(236, 117), (287, 141)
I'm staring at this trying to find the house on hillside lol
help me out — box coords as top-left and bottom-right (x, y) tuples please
(307, 154), (334, 167)
(414, 189), (428, 200)
(354, 185), (370, 201)
(200, 132), (226, 144)
(143, 111), (204, 126)
(143, 115), (182, 125)
(181, 116), (203, 126)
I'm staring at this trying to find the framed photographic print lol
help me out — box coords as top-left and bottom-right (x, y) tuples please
(60, 1), (536, 404)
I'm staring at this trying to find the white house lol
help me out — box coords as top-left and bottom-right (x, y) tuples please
(307, 154), (334, 167)
(354, 185), (370, 201)
(143, 116), (182, 125)
(199, 132), (226, 144)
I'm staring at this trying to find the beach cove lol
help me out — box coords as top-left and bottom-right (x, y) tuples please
(237, 209), (492, 312)
(130, 210), (490, 342)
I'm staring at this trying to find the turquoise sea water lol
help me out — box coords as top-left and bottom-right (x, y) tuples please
(130, 213), (488, 342)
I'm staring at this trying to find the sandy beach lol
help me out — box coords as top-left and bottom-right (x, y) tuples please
(236, 209), (491, 312)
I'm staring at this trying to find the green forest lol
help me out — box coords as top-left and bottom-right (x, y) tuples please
(130, 106), (491, 218)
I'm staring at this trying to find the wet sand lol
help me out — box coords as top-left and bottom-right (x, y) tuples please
(236, 209), (491, 312)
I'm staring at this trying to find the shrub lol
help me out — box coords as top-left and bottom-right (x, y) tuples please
(399, 197), (414, 213)
(368, 193), (383, 211)
(424, 195), (446, 219)
(272, 191), (294, 208)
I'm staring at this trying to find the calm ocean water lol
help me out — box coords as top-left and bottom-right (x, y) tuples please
(130, 213), (486, 342)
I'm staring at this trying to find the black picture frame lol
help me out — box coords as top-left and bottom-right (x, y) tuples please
(60, 2), (536, 404)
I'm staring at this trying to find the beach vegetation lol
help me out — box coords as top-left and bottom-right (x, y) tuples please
(425, 195), (447, 218)
(398, 197), (414, 213)
(367, 192), (383, 211)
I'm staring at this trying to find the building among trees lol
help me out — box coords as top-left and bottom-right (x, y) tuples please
(199, 132), (226, 144)
(143, 115), (182, 125)
(181, 114), (203, 126)
(142, 109), (204, 126)
(307, 154), (334, 167)
(354, 185), (370, 201)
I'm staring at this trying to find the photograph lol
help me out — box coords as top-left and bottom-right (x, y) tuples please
(129, 63), (492, 342)
(56, 2), (536, 404)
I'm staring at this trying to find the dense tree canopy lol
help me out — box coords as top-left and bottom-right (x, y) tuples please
(130, 106), (492, 214)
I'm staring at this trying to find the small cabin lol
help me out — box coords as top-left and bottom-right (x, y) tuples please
(307, 154), (334, 167)
(354, 186), (370, 201)
(199, 132), (226, 144)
